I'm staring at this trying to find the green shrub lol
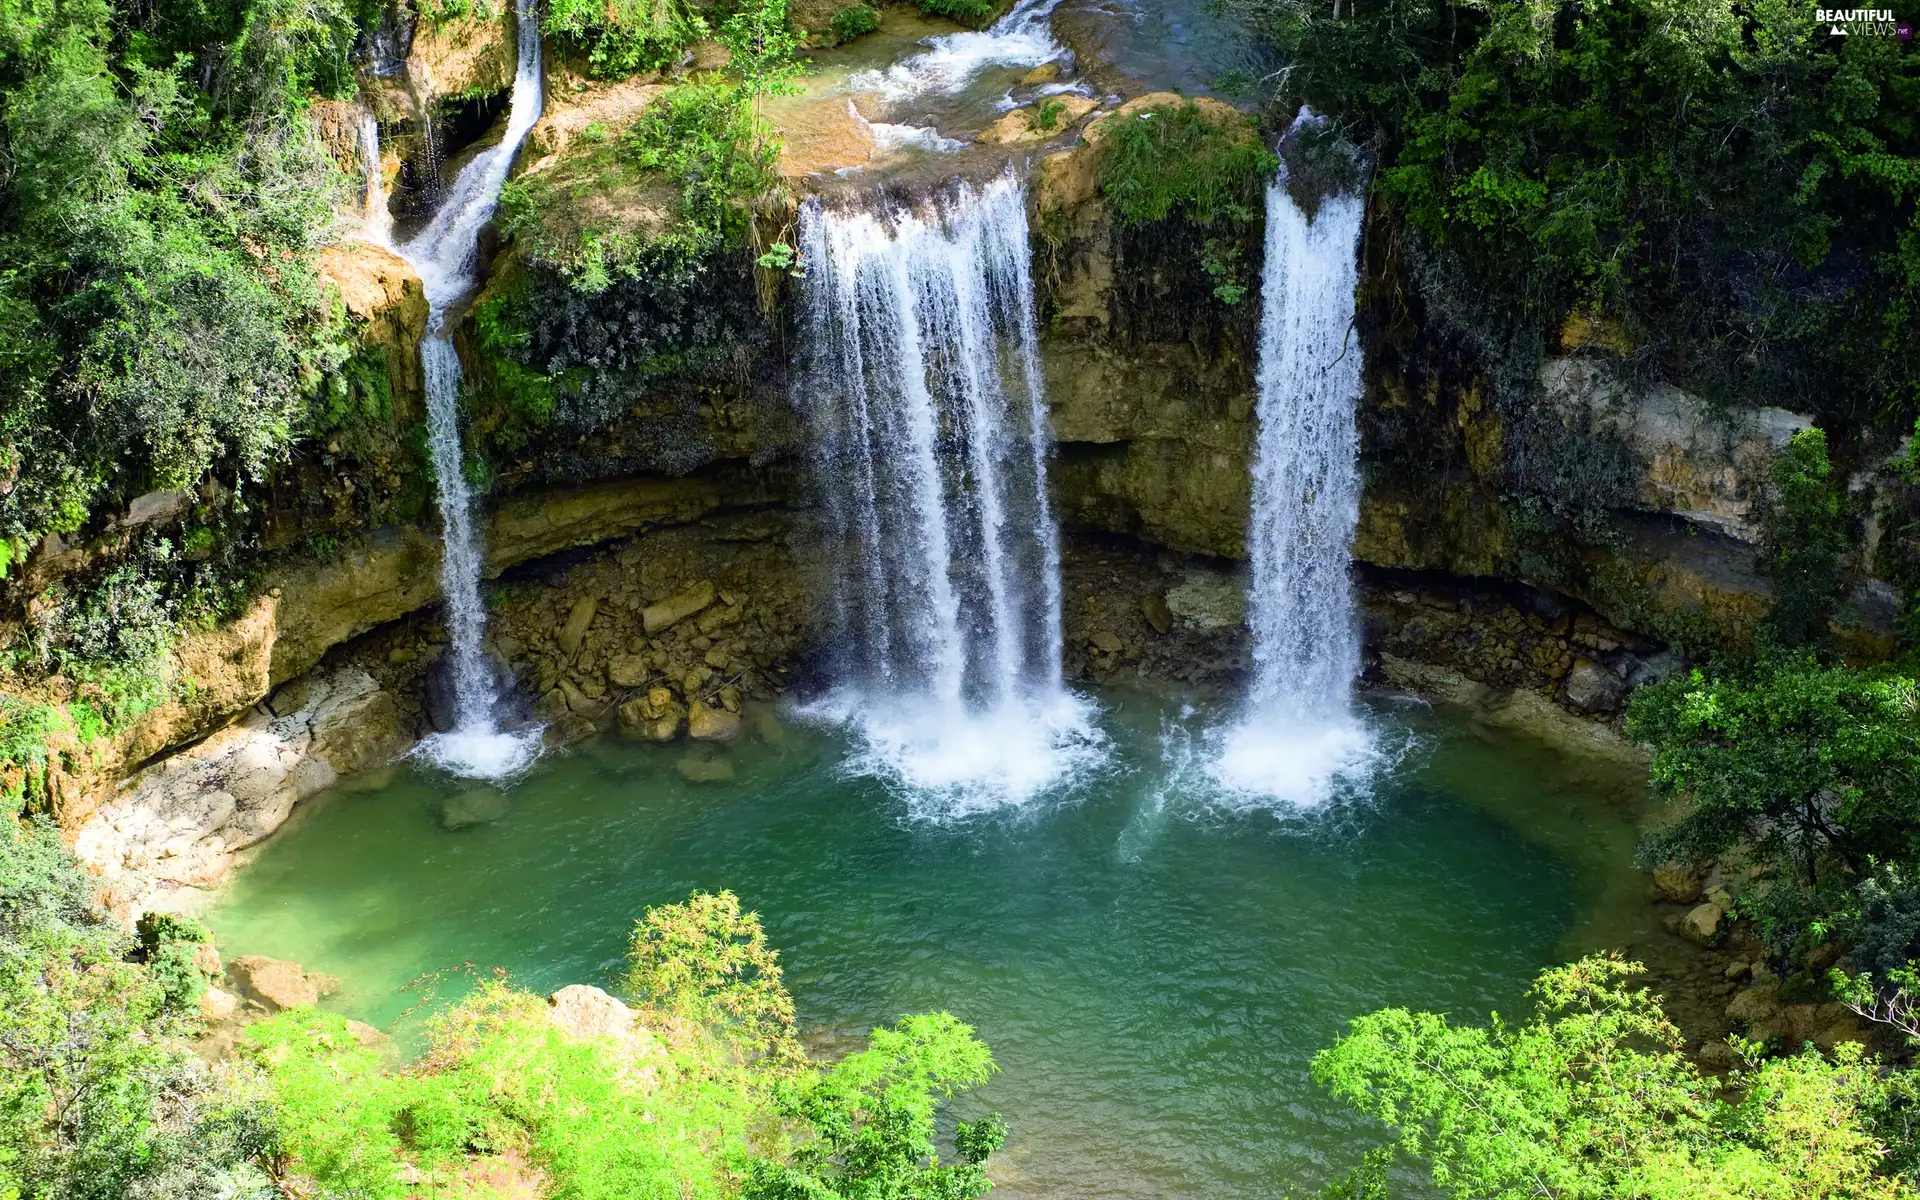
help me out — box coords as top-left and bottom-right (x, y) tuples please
(1767, 427), (1850, 645)
(916, 0), (995, 25)
(829, 3), (878, 40)
(544, 0), (706, 79)
(1095, 101), (1276, 227)
(1316, 954), (1917, 1198)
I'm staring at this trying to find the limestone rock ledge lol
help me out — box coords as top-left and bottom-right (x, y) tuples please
(74, 668), (410, 920)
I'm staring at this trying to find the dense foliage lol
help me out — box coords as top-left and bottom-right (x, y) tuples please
(0, 0), (356, 552)
(2, 830), (1008, 1200)
(1246, 0), (1920, 421)
(544, 0), (705, 78)
(1317, 954), (1919, 1199)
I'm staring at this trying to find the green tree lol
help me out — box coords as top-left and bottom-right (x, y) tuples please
(1766, 428), (1851, 645)
(1315, 954), (1914, 1199)
(626, 888), (803, 1068)
(743, 1012), (1005, 1200)
(1628, 653), (1920, 906)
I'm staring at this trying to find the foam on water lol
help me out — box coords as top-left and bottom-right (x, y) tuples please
(796, 172), (1102, 813)
(848, 0), (1065, 101)
(396, 0), (546, 779)
(1209, 118), (1372, 808)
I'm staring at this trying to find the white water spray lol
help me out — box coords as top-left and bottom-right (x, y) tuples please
(397, 0), (545, 778)
(1210, 144), (1373, 806)
(797, 173), (1100, 811)
(356, 109), (392, 245)
(849, 0), (1066, 101)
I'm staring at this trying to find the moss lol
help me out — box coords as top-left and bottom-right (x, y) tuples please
(1094, 102), (1276, 228)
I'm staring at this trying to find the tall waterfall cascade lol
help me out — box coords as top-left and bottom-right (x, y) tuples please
(397, 0), (545, 778)
(797, 174), (1102, 810)
(1210, 143), (1374, 806)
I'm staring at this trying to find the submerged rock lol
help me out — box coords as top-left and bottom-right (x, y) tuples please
(228, 955), (339, 1012)
(676, 751), (736, 783)
(438, 788), (510, 830)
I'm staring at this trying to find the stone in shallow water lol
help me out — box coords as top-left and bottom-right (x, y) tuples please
(438, 788), (509, 830)
(676, 750), (735, 783)
(228, 954), (339, 1011)
(687, 700), (741, 743)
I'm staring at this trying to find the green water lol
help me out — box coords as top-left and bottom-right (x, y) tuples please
(209, 690), (1655, 1197)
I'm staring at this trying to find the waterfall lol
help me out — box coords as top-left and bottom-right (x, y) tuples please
(797, 173), (1100, 810)
(1209, 146), (1373, 806)
(356, 109), (392, 245)
(851, 0), (1065, 100)
(397, 0), (545, 779)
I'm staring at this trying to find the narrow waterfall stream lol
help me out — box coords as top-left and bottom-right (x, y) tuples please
(398, 0), (545, 778)
(356, 109), (392, 245)
(796, 174), (1102, 810)
(1211, 144), (1375, 805)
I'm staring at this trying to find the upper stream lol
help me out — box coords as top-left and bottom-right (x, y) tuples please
(210, 692), (1659, 1197)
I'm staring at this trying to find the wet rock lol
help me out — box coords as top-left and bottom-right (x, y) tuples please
(1020, 61), (1061, 84)
(1089, 629), (1123, 654)
(543, 713), (599, 746)
(439, 788), (509, 830)
(643, 581), (716, 633)
(620, 688), (684, 742)
(687, 700), (741, 742)
(975, 95), (1098, 145)
(1564, 658), (1627, 713)
(228, 955), (339, 1012)
(683, 664), (714, 695)
(558, 596), (598, 656)
(1652, 864), (1704, 904)
(559, 678), (595, 715)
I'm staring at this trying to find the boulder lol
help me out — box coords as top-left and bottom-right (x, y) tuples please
(974, 95), (1099, 145)
(198, 985), (239, 1022)
(558, 596), (598, 656)
(1682, 901), (1725, 944)
(1089, 629), (1123, 654)
(558, 678), (595, 715)
(1564, 658), (1627, 714)
(609, 655), (649, 689)
(1652, 864), (1704, 904)
(439, 788), (509, 830)
(687, 701), (741, 743)
(228, 955), (339, 1012)
(1021, 61), (1062, 84)
(642, 581), (716, 634)
(548, 984), (638, 1042)
(1141, 593), (1173, 634)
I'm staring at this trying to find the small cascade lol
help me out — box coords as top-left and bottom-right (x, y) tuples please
(851, 0), (1066, 100)
(1210, 130), (1373, 806)
(396, 0), (546, 779)
(797, 173), (1101, 810)
(356, 109), (392, 245)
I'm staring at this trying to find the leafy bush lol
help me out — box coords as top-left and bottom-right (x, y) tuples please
(915, 0), (995, 26)
(0, 820), (276, 1197)
(1094, 102), (1276, 227)
(828, 3), (878, 40)
(252, 891), (1007, 1198)
(544, 0), (706, 78)
(1316, 954), (1917, 1198)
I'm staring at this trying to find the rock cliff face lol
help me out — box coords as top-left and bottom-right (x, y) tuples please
(32, 24), (1908, 832)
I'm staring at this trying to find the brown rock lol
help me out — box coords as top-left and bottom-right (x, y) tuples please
(1089, 629), (1124, 654)
(609, 655), (648, 689)
(773, 94), (875, 177)
(687, 700), (742, 742)
(677, 751), (736, 782)
(696, 603), (743, 635)
(974, 95), (1098, 145)
(1681, 901), (1724, 944)
(643, 581), (716, 634)
(559, 678), (595, 715)
(198, 985), (239, 1022)
(1141, 593), (1173, 634)
(228, 955), (339, 1012)
(558, 596), (598, 656)
(683, 664), (714, 696)
(548, 984), (638, 1042)
(1652, 864), (1704, 904)
(1020, 61), (1061, 84)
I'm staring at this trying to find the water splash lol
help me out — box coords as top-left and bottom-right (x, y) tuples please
(1210, 135), (1373, 808)
(796, 172), (1102, 814)
(356, 109), (392, 245)
(848, 0), (1066, 101)
(397, 0), (546, 779)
